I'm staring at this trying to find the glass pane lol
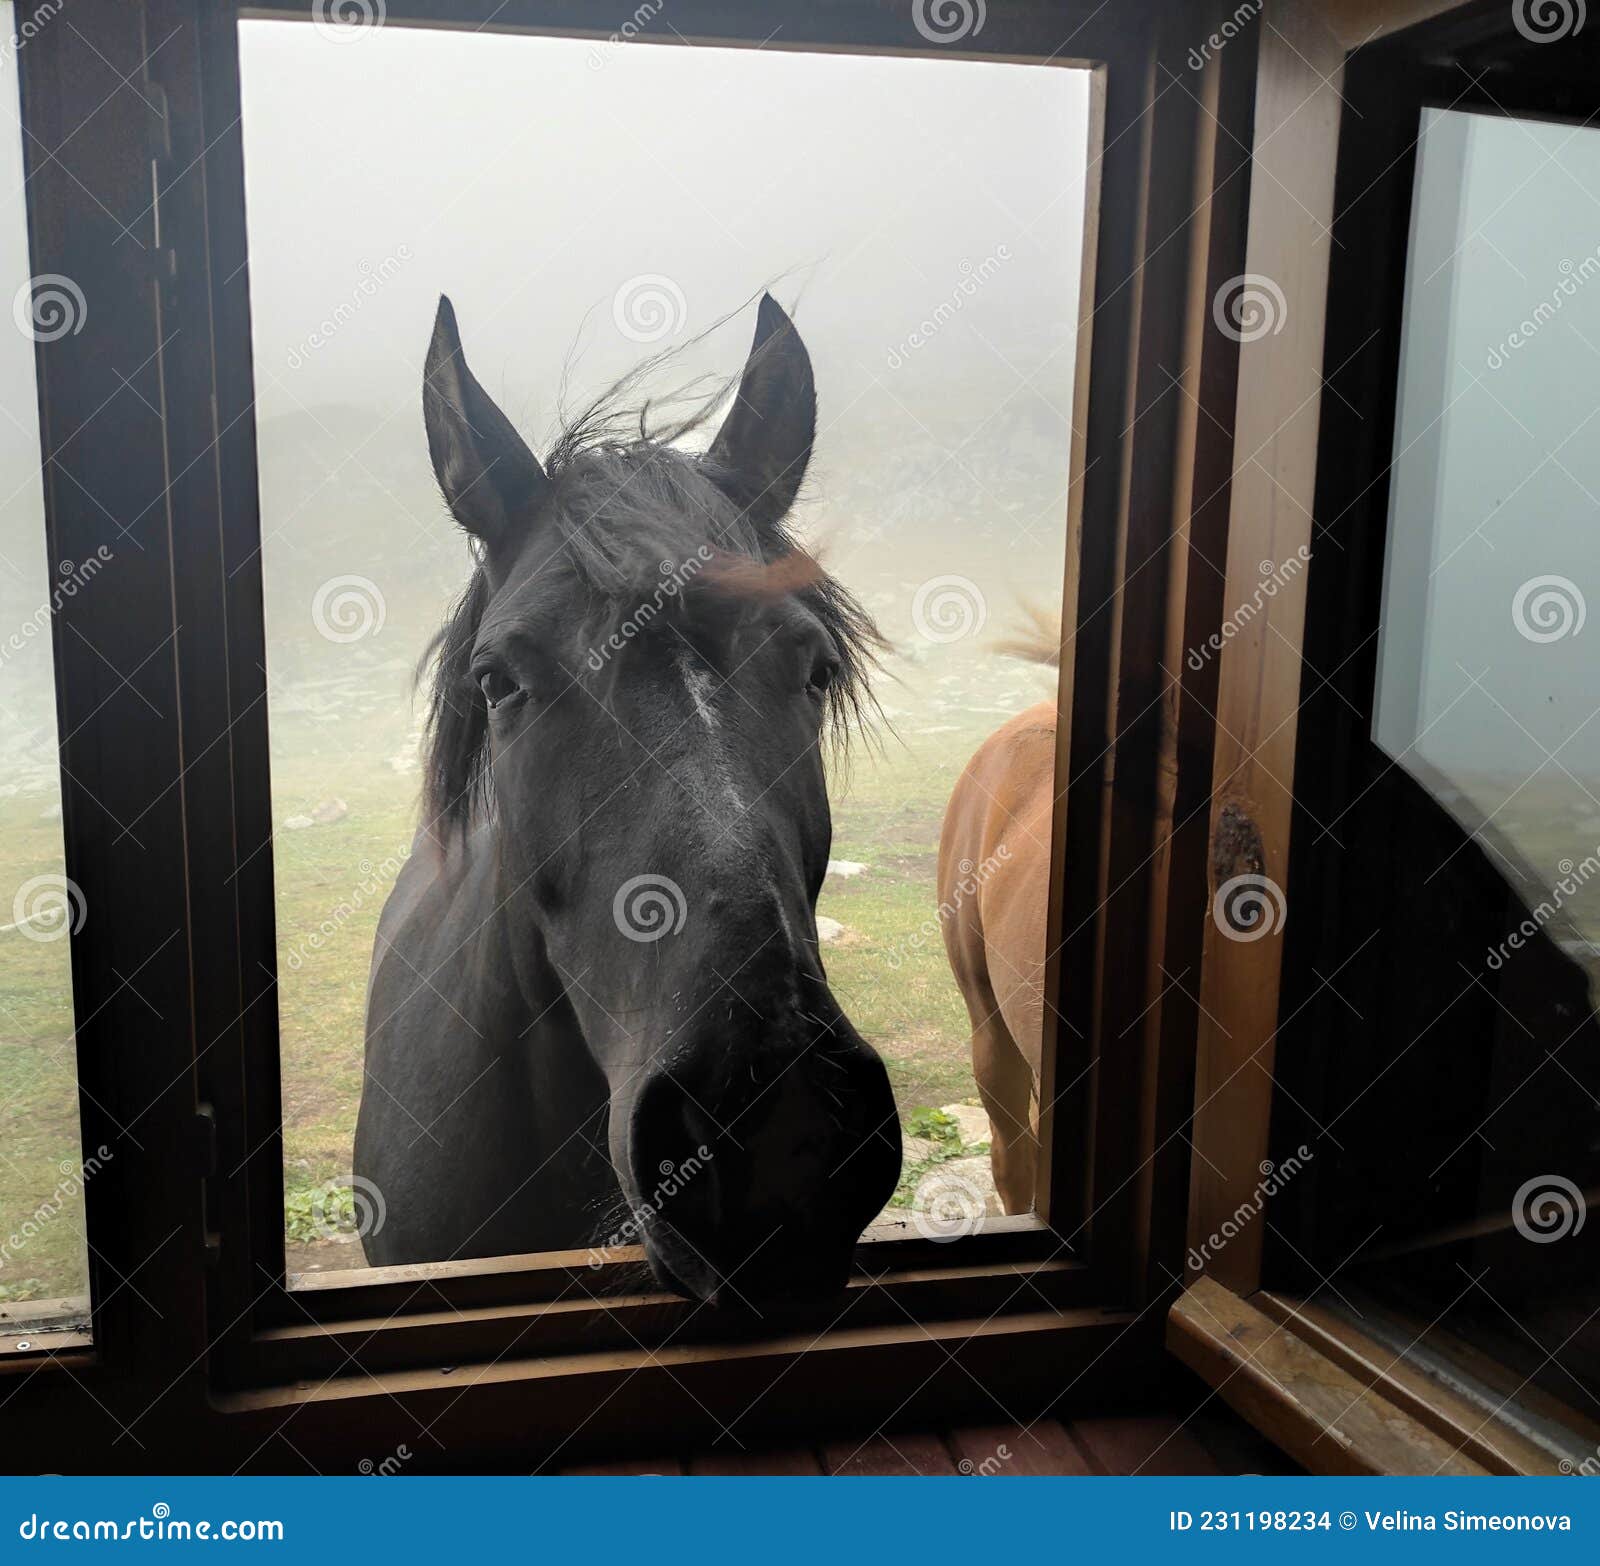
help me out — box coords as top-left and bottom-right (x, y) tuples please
(0, 18), (91, 1339)
(1335, 107), (1600, 1401)
(239, 21), (1089, 1295)
(1376, 108), (1600, 953)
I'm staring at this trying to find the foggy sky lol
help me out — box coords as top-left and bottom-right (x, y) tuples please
(1, 22), (1094, 757)
(236, 23), (1089, 439)
(232, 21), (1093, 669)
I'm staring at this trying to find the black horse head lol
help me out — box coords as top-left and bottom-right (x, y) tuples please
(407, 293), (901, 1304)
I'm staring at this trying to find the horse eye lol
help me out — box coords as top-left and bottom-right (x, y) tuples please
(478, 669), (520, 708)
(806, 658), (839, 700)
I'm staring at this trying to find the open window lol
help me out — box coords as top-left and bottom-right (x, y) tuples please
(1174, 0), (1600, 1475)
(233, 18), (1096, 1286)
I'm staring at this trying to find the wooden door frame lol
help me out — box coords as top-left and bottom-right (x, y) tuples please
(1182, 0), (1503, 1301)
(1176, 0), (1600, 1475)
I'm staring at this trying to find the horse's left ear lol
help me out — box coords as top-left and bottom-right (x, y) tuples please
(705, 293), (816, 535)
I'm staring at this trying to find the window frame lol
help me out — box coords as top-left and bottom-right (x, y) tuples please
(1187, 0), (1600, 1299)
(6, 0), (1253, 1467)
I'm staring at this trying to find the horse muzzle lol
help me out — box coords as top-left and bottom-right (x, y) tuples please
(625, 1029), (902, 1307)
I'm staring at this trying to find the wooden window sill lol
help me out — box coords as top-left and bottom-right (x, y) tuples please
(1168, 1275), (1595, 1476)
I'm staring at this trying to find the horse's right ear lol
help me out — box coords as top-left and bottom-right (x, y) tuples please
(423, 295), (548, 552)
(705, 293), (815, 537)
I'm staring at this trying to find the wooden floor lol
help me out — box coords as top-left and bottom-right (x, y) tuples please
(562, 1389), (1295, 1476)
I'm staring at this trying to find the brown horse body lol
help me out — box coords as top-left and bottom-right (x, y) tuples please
(938, 699), (1054, 1214)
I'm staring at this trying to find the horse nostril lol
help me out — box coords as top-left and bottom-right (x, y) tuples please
(679, 1097), (720, 1157)
(630, 1073), (723, 1234)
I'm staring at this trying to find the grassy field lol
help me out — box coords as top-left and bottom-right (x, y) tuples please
(266, 636), (1051, 1271)
(0, 792), (81, 1305)
(0, 564), (1058, 1294)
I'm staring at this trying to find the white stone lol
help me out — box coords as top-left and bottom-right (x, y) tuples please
(815, 916), (846, 943)
(939, 1153), (1004, 1217)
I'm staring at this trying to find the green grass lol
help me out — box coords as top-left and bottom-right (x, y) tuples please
(889, 1106), (989, 1209)
(0, 799), (85, 1301)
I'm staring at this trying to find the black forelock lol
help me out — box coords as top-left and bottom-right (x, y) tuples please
(419, 375), (881, 839)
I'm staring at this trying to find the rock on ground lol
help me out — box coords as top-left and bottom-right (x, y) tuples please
(940, 1153), (1004, 1217)
(940, 1103), (991, 1145)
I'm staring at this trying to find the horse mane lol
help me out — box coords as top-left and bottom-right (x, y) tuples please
(418, 359), (883, 839)
(992, 600), (1062, 668)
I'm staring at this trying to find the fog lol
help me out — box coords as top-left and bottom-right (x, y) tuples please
(237, 24), (1088, 433)
(231, 22), (1096, 725)
(0, 50), (56, 788)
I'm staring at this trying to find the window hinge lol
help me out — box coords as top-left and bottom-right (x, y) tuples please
(185, 1103), (217, 1179)
(188, 1103), (221, 1268)
(144, 81), (171, 162)
(143, 78), (177, 280)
